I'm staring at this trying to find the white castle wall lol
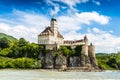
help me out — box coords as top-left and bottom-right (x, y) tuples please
(38, 35), (64, 45)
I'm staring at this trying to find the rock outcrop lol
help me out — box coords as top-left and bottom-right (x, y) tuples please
(39, 51), (67, 69)
(43, 52), (54, 69)
(54, 55), (67, 69)
(69, 57), (81, 67)
(39, 51), (54, 69)
(39, 43), (98, 70)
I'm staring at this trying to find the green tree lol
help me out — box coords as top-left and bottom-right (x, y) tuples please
(59, 46), (70, 57)
(25, 43), (44, 58)
(107, 58), (118, 69)
(74, 45), (82, 56)
(8, 45), (19, 58)
(0, 37), (10, 48)
(18, 38), (28, 47)
(0, 48), (12, 57)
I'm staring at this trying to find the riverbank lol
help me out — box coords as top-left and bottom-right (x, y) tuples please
(0, 68), (102, 72)
(1, 68), (120, 73)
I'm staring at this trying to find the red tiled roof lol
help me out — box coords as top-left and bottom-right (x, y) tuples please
(57, 31), (64, 38)
(64, 39), (83, 44)
(38, 27), (53, 36)
(38, 27), (64, 38)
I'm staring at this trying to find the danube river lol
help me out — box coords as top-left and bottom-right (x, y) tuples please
(0, 69), (120, 80)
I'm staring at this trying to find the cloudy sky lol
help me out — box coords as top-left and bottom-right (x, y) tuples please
(0, 0), (120, 53)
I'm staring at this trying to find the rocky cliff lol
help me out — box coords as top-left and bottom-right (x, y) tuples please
(39, 44), (98, 70)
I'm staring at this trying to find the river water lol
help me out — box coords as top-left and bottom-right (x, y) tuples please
(0, 69), (120, 80)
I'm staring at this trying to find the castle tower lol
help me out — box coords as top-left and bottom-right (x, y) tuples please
(84, 35), (88, 44)
(80, 44), (88, 67)
(81, 35), (89, 56)
(81, 44), (88, 56)
(88, 43), (98, 68)
(50, 18), (58, 37)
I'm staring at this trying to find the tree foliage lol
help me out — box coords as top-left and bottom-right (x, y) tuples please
(74, 45), (82, 56)
(0, 36), (44, 69)
(18, 38), (28, 47)
(96, 53), (120, 70)
(0, 57), (41, 69)
(59, 46), (75, 57)
(0, 37), (10, 48)
(0, 38), (44, 59)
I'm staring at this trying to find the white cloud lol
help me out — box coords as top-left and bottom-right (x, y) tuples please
(57, 11), (110, 33)
(92, 27), (100, 33)
(61, 6), (67, 9)
(46, 0), (56, 6)
(75, 11), (110, 25)
(58, 16), (81, 33)
(0, 10), (49, 42)
(0, 23), (38, 42)
(46, 0), (60, 16)
(0, 23), (11, 31)
(50, 6), (60, 16)
(63, 31), (84, 40)
(87, 28), (120, 53)
(56, 0), (89, 7)
(55, 0), (89, 15)
(92, 0), (101, 6)
(46, 0), (89, 16)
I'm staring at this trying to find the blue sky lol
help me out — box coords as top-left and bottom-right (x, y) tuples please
(0, 0), (120, 53)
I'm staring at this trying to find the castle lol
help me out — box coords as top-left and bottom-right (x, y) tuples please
(38, 18), (88, 49)
(38, 18), (98, 70)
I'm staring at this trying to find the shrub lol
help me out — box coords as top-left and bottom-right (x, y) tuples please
(0, 57), (41, 69)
